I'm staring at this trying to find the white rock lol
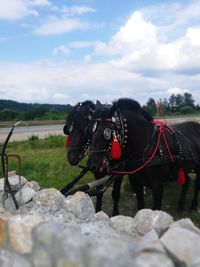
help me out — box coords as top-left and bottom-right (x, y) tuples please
(8, 214), (43, 254)
(133, 252), (174, 267)
(134, 230), (165, 254)
(16, 186), (36, 204)
(33, 188), (64, 212)
(161, 227), (200, 266)
(0, 175), (27, 191)
(170, 218), (200, 235)
(134, 209), (173, 236)
(63, 192), (95, 220)
(110, 215), (136, 236)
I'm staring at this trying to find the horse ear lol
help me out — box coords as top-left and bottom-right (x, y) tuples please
(66, 104), (73, 113)
(96, 100), (103, 110)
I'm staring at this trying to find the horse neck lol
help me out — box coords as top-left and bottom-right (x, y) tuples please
(125, 113), (154, 156)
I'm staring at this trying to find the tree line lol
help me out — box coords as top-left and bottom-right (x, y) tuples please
(143, 93), (200, 116)
(0, 100), (70, 121)
(0, 93), (199, 122)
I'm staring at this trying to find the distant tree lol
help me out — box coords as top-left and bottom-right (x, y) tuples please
(180, 105), (195, 114)
(168, 94), (185, 113)
(159, 98), (170, 114)
(144, 98), (157, 116)
(183, 93), (195, 108)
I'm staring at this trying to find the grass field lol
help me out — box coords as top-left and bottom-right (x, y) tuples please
(0, 135), (200, 227)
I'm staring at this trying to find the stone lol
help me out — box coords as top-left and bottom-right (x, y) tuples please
(133, 252), (174, 267)
(170, 218), (200, 235)
(81, 220), (119, 244)
(63, 192), (95, 220)
(31, 248), (53, 267)
(56, 258), (82, 267)
(0, 249), (32, 267)
(0, 175), (27, 191)
(134, 209), (173, 236)
(110, 215), (136, 236)
(26, 180), (40, 191)
(161, 227), (200, 266)
(92, 211), (109, 222)
(54, 228), (91, 267)
(134, 230), (165, 254)
(33, 188), (65, 212)
(89, 238), (134, 267)
(8, 214), (43, 254)
(16, 186), (36, 204)
(0, 218), (7, 246)
(32, 221), (66, 247)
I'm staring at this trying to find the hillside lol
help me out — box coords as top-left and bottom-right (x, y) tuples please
(0, 99), (70, 121)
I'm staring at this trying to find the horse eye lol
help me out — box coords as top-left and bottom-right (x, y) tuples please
(103, 128), (112, 140)
(92, 121), (98, 133)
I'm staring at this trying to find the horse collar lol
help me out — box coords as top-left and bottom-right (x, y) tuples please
(112, 110), (128, 148)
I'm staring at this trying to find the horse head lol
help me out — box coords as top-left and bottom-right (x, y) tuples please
(63, 100), (96, 165)
(87, 98), (154, 173)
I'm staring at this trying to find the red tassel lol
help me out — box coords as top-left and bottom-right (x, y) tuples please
(110, 132), (121, 159)
(65, 135), (70, 147)
(177, 167), (185, 185)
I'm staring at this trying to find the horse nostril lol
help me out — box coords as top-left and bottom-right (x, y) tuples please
(68, 154), (78, 166)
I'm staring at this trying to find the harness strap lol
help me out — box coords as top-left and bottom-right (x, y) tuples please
(112, 125), (174, 175)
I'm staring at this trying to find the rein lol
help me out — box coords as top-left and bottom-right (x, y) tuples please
(112, 124), (175, 175)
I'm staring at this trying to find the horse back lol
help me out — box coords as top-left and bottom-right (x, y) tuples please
(172, 121), (200, 158)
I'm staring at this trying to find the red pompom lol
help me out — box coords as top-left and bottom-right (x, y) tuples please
(111, 138), (121, 159)
(177, 167), (185, 185)
(65, 135), (70, 147)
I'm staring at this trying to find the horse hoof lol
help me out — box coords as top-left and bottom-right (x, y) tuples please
(177, 203), (185, 211)
(190, 206), (197, 211)
(112, 211), (119, 216)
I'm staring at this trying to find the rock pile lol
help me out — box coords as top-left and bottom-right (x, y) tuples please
(0, 175), (200, 267)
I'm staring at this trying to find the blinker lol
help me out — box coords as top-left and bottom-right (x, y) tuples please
(103, 128), (112, 140)
(63, 125), (68, 135)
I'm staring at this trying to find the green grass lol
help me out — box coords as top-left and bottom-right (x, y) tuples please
(0, 135), (92, 189)
(1, 135), (200, 227)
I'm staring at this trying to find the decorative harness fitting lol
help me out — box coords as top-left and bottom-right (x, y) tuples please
(89, 109), (128, 167)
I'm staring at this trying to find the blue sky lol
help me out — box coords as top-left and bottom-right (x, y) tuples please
(0, 0), (200, 105)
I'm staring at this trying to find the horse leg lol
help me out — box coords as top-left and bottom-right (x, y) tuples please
(152, 182), (164, 210)
(190, 170), (200, 211)
(177, 174), (190, 210)
(95, 189), (104, 213)
(129, 176), (144, 210)
(111, 175), (123, 216)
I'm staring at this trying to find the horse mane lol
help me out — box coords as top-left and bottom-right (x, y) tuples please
(111, 98), (153, 121)
(67, 100), (95, 122)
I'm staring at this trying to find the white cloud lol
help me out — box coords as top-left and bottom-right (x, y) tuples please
(53, 93), (69, 101)
(53, 45), (70, 56)
(31, 0), (51, 6)
(167, 87), (191, 95)
(0, 0), (38, 20)
(1, 1), (200, 106)
(93, 9), (200, 76)
(95, 12), (157, 56)
(61, 6), (96, 16)
(186, 27), (200, 46)
(70, 41), (96, 49)
(1, 60), (200, 105)
(34, 17), (90, 35)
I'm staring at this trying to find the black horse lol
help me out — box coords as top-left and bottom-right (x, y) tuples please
(87, 98), (200, 210)
(63, 100), (125, 215)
